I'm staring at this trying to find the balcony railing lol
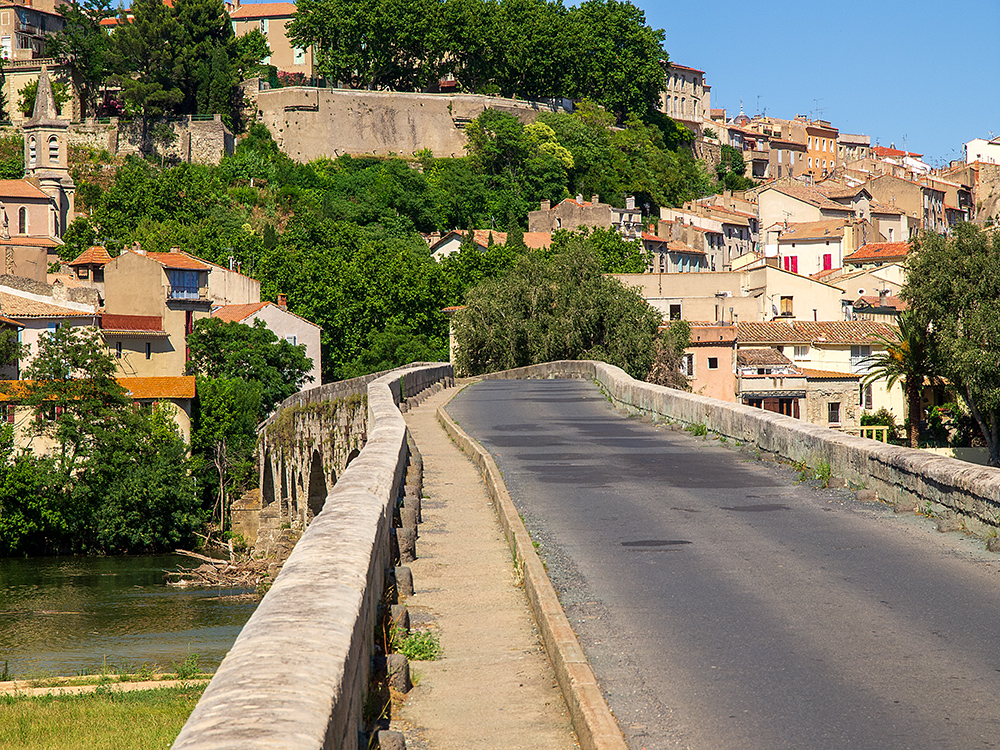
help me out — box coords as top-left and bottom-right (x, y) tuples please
(169, 286), (201, 300)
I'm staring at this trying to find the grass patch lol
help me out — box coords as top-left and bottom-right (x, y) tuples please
(685, 422), (707, 437)
(0, 684), (206, 750)
(394, 629), (441, 661)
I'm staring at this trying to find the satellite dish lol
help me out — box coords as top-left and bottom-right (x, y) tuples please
(858, 288), (865, 295)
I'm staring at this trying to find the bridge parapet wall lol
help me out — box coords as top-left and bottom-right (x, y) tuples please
(173, 362), (452, 750)
(480, 361), (1000, 533)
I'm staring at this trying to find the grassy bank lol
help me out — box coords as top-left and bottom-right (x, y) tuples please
(0, 683), (206, 750)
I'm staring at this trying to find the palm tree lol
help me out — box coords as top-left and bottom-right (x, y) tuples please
(863, 312), (938, 448)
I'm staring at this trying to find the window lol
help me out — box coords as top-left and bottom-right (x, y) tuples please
(828, 402), (841, 424)
(850, 345), (871, 373)
(169, 270), (200, 299)
(77, 266), (89, 279)
(808, 157), (813, 168)
(669, 303), (681, 321)
(860, 383), (873, 410)
(708, 357), (719, 370)
(284, 334), (298, 345)
(27, 137), (35, 169)
(681, 353), (695, 377)
(888, 227), (894, 241)
(782, 256), (798, 273)
(793, 345), (808, 359)
(145, 342), (151, 360)
(259, 18), (268, 33)
(294, 46), (305, 65)
(48, 136), (58, 164)
(115, 341), (122, 359)
(780, 296), (793, 316)
(823, 253), (832, 271)
(808, 136), (812, 149)
(5, 404), (13, 424)
(17, 206), (26, 234)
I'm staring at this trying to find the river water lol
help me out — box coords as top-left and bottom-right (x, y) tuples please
(0, 554), (257, 678)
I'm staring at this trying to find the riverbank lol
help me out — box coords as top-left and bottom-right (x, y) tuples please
(0, 681), (207, 750)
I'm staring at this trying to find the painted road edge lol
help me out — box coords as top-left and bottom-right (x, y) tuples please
(436, 393), (630, 750)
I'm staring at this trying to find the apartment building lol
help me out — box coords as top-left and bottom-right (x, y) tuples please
(661, 63), (710, 135)
(229, 1), (312, 77)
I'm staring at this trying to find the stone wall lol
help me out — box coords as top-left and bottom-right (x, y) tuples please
(64, 116), (234, 165)
(255, 86), (574, 162)
(976, 163), (1000, 223)
(172, 362), (453, 750)
(479, 360), (1000, 537)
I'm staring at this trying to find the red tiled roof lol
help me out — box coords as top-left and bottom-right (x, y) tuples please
(118, 376), (196, 400)
(101, 314), (166, 334)
(0, 291), (95, 318)
(212, 302), (268, 323)
(777, 219), (846, 242)
(737, 320), (896, 345)
(230, 2), (296, 19)
(810, 268), (840, 281)
(69, 246), (113, 267)
(737, 348), (793, 367)
(844, 242), (910, 263)
(0, 180), (49, 200)
(666, 240), (706, 255)
(1, 236), (59, 248)
(138, 250), (210, 270)
(855, 295), (908, 311)
(764, 184), (851, 213)
(669, 63), (705, 74)
(873, 146), (923, 159)
(800, 368), (861, 380)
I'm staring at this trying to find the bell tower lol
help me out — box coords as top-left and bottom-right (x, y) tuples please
(22, 67), (74, 237)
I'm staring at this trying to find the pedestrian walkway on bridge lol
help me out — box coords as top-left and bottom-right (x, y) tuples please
(392, 385), (579, 749)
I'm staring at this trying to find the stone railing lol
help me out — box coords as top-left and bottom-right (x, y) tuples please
(481, 360), (1000, 536)
(172, 362), (452, 750)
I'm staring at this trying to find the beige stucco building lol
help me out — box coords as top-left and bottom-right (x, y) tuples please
(230, 2), (312, 77)
(683, 325), (736, 401)
(528, 196), (644, 239)
(661, 63), (710, 136)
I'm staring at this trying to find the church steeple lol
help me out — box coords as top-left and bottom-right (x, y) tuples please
(22, 66), (74, 237)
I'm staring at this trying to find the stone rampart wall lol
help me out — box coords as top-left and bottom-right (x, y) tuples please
(172, 362), (453, 750)
(480, 360), (1000, 535)
(256, 86), (574, 162)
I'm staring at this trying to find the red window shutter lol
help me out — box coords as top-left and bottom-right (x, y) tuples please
(783, 256), (790, 271)
(823, 253), (832, 270)
(55, 406), (64, 417)
(791, 257), (798, 273)
(6, 404), (13, 424)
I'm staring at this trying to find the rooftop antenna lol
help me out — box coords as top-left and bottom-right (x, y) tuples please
(811, 98), (825, 119)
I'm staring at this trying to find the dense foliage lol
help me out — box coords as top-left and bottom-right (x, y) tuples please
(50, 0), (270, 123)
(904, 225), (1000, 464)
(0, 327), (202, 555)
(453, 238), (661, 379)
(65, 116), (707, 381)
(289, 0), (667, 121)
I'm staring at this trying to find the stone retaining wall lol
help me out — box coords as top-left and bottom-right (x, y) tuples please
(480, 360), (1000, 537)
(172, 362), (453, 750)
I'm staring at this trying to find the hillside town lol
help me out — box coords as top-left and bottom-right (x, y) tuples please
(0, 0), (991, 490)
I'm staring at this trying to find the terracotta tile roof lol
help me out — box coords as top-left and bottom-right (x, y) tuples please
(844, 241), (910, 263)
(810, 268), (841, 281)
(437, 230), (551, 251)
(737, 320), (896, 345)
(0, 180), (50, 200)
(873, 146), (922, 159)
(666, 240), (706, 255)
(777, 220), (846, 242)
(855, 295), (908, 311)
(764, 184), (851, 213)
(869, 201), (905, 215)
(800, 367), (861, 380)
(737, 348), (793, 367)
(689, 325), (737, 343)
(212, 302), (269, 323)
(101, 314), (166, 335)
(69, 246), (113, 267)
(0, 291), (96, 318)
(118, 376), (195, 400)
(817, 183), (867, 200)
(669, 63), (705, 74)
(138, 250), (210, 270)
(2, 236), (60, 247)
(229, 2), (297, 19)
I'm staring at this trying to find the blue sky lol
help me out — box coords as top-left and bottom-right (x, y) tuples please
(640, 0), (1000, 166)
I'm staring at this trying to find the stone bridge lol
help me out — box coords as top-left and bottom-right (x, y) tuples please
(173, 360), (1000, 750)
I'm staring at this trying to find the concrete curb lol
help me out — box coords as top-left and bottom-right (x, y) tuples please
(435, 397), (629, 750)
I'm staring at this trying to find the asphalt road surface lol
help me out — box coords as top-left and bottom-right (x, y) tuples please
(447, 379), (1000, 750)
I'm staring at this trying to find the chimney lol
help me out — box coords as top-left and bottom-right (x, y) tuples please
(540, 199), (550, 211)
(626, 195), (636, 210)
(879, 289), (889, 307)
(169, 246), (181, 254)
(132, 241), (144, 255)
(591, 194), (598, 204)
(52, 279), (67, 301)
(277, 294), (287, 310)
(576, 193), (583, 203)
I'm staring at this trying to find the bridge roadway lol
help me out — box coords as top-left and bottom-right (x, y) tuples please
(446, 378), (1000, 750)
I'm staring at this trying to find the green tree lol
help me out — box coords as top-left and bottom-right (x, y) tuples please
(192, 375), (262, 533)
(22, 325), (131, 475)
(48, 0), (113, 118)
(646, 320), (691, 389)
(550, 226), (648, 273)
(453, 238), (661, 378)
(716, 144), (755, 192)
(903, 225), (1000, 463)
(18, 78), (71, 117)
(862, 311), (937, 449)
(0, 426), (64, 555)
(185, 317), (313, 414)
(565, 0), (666, 122)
